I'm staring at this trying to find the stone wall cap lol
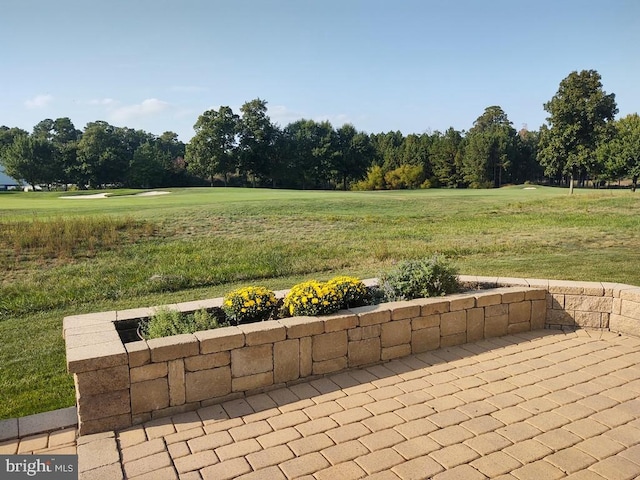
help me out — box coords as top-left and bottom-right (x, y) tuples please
(496, 277), (530, 286)
(176, 298), (223, 312)
(65, 329), (121, 350)
(63, 311), (117, 337)
(67, 341), (127, 373)
(195, 325), (243, 340)
(239, 321), (286, 345)
(547, 279), (604, 295)
(117, 306), (165, 321)
(147, 333), (198, 350)
(348, 304), (391, 314)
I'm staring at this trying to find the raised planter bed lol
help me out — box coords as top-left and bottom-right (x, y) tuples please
(63, 276), (640, 435)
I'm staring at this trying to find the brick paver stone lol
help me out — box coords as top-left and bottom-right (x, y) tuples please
(589, 456), (640, 480)
(256, 427), (301, 448)
(534, 429), (582, 451)
(360, 428), (406, 451)
(117, 426), (147, 448)
(216, 438), (261, 461)
(564, 418), (610, 439)
(77, 436), (120, 472)
(46, 427), (76, 448)
(497, 422), (543, 443)
(392, 455), (445, 480)
(128, 465), (177, 480)
(503, 438), (553, 464)
(362, 411), (405, 432)
(163, 426), (205, 444)
(546, 447), (598, 474)
(320, 439), (369, 465)
(394, 417), (439, 439)
(575, 436), (625, 459)
(245, 444), (294, 470)
(188, 431), (233, 453)
(431, 464), (487, 480)
(356, 447), (405, 474)
(267, 410), (309, 430)
(512, 460), (565, 480)
(287, 432), (334, 456)
(173, 450), (218, 474)
(0, 440), (19, 455)
(200, 457), (252, 480)
(236, 465), (287, 480)
(429, 425), (475, 447)
(330, 406), (372, 425)
(604, 421), (640, 447)
(144, 417), (176, 439)
(229, 420), (273, 441)
(461, 415), (505, 435)
(314, 461), (367, 480)
(78, 463), (123, 480)
(123, 451), (172, 478)
(428, 409), (470, 428)
(326, 422), (371, 443)
(279, 452), (330, 478)
(167, 441), (190, 459)
(121, 438), (166, 463)
(393, 435), (441, 460)
(17, 434), (48, 454)
(429, 443), (480, 469)
(471, 451), (523, 477)
(295, 417), (338, 436)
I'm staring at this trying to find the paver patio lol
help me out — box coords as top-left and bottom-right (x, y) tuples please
(3, 328), (640, 479)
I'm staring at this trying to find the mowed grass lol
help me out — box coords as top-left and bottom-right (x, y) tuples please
(1, 185), (639, 418)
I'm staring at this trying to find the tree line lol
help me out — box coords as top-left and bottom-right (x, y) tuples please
(1, 70), (639, 191)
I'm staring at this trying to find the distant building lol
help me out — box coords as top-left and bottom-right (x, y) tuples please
(0, 169), (21, 190)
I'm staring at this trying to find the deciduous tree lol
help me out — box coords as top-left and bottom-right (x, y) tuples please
(538, 70), (618, 193)
(599, 113), (640, 191)
(186, 106), (239, 186)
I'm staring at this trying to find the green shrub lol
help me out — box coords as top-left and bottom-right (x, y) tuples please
(379, 255), (460, 301)
(140, 307), (222, 339)
(222, 286), (277, 325)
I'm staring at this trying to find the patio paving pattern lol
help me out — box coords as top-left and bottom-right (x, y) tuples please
(4, 328), (640, 479)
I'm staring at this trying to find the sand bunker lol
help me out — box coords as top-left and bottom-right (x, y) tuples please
(60, 191), (171, 199)
(60, 193), (110, 199)
(135, 191), (171, 196)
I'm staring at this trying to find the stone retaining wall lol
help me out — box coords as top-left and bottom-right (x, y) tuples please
(64, 277), (640, 435)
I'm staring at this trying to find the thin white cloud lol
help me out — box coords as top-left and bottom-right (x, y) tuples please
(24, 94), (53, 109)
(170, 85), (208, 93)
(314, 113), (351, 126)
(109, 98), (171, 123)
(269, 105), (306, 126)
(88, 98), (117, 106)
(269, 105), (353, 128)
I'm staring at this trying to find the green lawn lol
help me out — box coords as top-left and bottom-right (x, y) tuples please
(1, 185), (639, 418)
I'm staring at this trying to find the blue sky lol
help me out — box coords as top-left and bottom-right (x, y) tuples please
(1, 0), (638, 141)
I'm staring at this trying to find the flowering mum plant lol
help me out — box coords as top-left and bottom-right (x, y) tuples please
(283, 280), (342, 317)
(223, 286), (277, 324)
(326, 276), (369, 309)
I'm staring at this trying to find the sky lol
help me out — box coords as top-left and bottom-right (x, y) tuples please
(1, 0), (639, 142)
